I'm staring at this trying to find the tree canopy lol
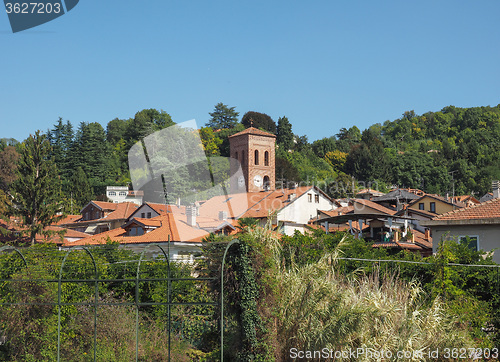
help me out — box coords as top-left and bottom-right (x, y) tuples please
(7, 131), (63, 245)
(241, 111), (276, 134)
(206, 102), (239, 129)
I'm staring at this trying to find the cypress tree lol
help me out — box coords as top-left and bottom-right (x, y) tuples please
(8, 131), (63, 245)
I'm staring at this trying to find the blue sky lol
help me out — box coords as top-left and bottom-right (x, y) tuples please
(1, 0), (499, 143)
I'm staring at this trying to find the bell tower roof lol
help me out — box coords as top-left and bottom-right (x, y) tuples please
(228, 127), (276, 139)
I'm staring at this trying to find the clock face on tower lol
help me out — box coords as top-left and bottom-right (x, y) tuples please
(253, 175), (263, 188)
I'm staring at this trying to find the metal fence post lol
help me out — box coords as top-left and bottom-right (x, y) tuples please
(57, 247), (98, 362)
(135, 243), (170, 362)
(220, 239), (240, 362)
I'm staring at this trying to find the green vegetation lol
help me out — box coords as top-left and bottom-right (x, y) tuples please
(0, 243), (214, 361)
(0, 226), (498, 360)
(2, 103), (500, 211)
(7, 131), (63, 245)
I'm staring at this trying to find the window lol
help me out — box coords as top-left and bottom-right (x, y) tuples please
(263, 176), (270, 190)
(235, 151), (238, 160)
(147, 212), (151, 218)
(418, 203), (424, 210)
(430, 202), (436, 213)
(108, 191), (116, 196)
(141, 213), (145, 218)
(315, 194), (320, 203)
(308, 194), (312, 203)
(119, 191), (127, 196)
(459, 235), (479, 251)
(254, 150), (259, 165)
(264, 151), (269, 166)
(241, 150), (245, 166)
(129, 227), (144, 236)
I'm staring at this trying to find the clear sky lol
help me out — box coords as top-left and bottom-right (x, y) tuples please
(1, 0), (499, 143)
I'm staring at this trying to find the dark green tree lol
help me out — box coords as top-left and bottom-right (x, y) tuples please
(8, 131), (63, 245)
(241, 111), (276, 133)
(311, 137), (336, 158)
(72, 122), (118, 186)
(276, 116), (294, 151)
(124, 109), (174, 146)
(68, 167), (93, 212)
(0, 146), (20, 192)
(106, 117), (129, 145)
(344, 129), (389, 182)
(47, 118), (74, 182)
(206, 102), (239, 129)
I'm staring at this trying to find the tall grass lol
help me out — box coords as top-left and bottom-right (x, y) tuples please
(252, 232), (475, 361)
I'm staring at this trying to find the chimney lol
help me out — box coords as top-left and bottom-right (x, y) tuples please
(493, 180), (500, 199)
(218, 211), (228, 221)
(186, 205), (197, 227)
(425, 228), (431, 240)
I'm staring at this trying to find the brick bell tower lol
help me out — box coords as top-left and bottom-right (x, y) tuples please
(228, 125), (276, 193)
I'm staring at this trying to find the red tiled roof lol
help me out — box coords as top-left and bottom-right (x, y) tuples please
(54, 215), (81, 225)
(352, 199), (396, 215)
(104, 202), (138, 221)
(228, 127), (276, 138)
(242, 186), (323, 218)
(432, 197), (500, 221)
(318, 206), (354, 218)
(126, 217), (163, 228)
(91, 201), (120, 210)
(0, 218), (89, 244)
(65, 212), (210, 246)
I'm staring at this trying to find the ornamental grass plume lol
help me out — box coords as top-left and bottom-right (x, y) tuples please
(263, 235), (475, 361)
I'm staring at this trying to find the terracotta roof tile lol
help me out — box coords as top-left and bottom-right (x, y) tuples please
(432, 197), (500, 221)
(228, 127), (276, 138)
(353, 199), (396, 215)
(103, 202), (138, 221)
(91, 201), (119, 210)
(54, 215), (81, 225)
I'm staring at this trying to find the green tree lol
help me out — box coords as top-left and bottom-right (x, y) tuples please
(72, 122), (118, 186)
(124, 109), (174, 146)
(241, 111), (276, 133)
(0, 146), (20, 192)
(106, 117), (129, 145)
(199, 127), (222, 156)
(206, 102), (239, 129)
(47, 118), (74, 182)
(68, 167), (93, 212)
(276, 116), (294, 151)
(343, 128), (389, 182)
(7, 131), (63, 245)
(312, 137), (336, 158)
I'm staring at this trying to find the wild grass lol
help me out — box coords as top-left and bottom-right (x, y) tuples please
(252, 233), (476, 361)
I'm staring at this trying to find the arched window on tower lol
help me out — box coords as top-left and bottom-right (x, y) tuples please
(263, 175), (270, 190)
(241, 150), (245, 166)
(264, 151), (269, 166)
(235, 151), (238, 160)
(255, 150), (259, 165)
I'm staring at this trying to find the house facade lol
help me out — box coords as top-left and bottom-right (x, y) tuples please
(422, 197), (500, 263)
